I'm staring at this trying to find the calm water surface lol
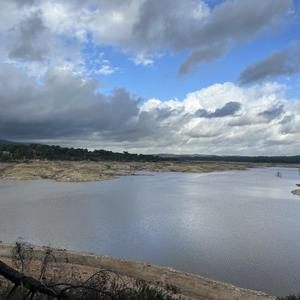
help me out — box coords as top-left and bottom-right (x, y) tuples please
(0, 167), (299, 296)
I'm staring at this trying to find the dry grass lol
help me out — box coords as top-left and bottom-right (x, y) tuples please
(0, 242), (183, 299)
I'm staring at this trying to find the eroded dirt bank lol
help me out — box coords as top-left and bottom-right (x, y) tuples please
(1, 160), (299, 182)
(0, 160), (253, 182)
(0, 243), (275, 300)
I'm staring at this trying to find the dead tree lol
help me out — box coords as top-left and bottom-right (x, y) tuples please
(0, 260), (67, 299)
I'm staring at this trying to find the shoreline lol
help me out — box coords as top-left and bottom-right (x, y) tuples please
(0, 242), (275, 300)
(0, 160), (300, 183)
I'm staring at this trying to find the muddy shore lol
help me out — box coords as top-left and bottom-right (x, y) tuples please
(0, 160), (299, 182)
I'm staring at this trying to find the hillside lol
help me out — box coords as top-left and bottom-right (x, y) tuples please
(1, 142), (300, 163)
(160, 154), (300, 164)
(0, 139), (15, 144)
(0, 143), (160, 162)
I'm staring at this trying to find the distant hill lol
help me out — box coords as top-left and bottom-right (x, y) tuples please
(0, 143), (161, 162)
(0, 139), (16, 144)
(158, 154), (300, 164)
(1, 142), (299, 163)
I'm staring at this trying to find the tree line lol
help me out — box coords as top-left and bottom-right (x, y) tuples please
(0, 143), (161, 162)
(1, 142), (299, 163)
(173, 154), (300, 164)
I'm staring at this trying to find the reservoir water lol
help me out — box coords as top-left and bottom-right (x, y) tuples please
(0, 167), (299, 296)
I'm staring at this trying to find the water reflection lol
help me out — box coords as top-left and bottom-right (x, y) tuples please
(0, 167), (299, 296)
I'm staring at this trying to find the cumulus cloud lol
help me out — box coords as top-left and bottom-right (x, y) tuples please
(0, 0), (293, 74)
(0, 64), (140, 140)
(1, 63), (300, 155)
(239, 41), (300, 84)
(0, 0), (299, 154)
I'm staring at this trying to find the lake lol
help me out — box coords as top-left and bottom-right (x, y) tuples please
(0, 167), (299, 296)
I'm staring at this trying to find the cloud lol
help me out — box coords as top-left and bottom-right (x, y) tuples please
(258, 104), (284, 120)
(131, 53), (154, 66)
(97, 63), (119, 75)
(196, 101), (241, 118)
(0, 64), (299, 155)
(0, 64), (140, 140)
(239, 41), (300, 84)
(0, 0), (299, 156)
(176, 0), (292, 73)
(134, 0), (292, 73)
(0, 0), (293, 75)
(9, 11), (48, 61)
(11, 0), (37, 7)
(178, 43), (228, 75)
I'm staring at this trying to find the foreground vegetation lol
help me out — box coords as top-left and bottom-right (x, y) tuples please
(0, 242), (297, 299)
(0, 242), (180, 300)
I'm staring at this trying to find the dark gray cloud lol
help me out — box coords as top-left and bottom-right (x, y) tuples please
(9, 11), (48, 61)
(196, 101), (241, 118)
(259, 104), (284, 119)
(0, 63), (182, 144)
(0, 64), (142, 140)
(178, 43), (228, 75)
(178, 0), (292, 73)
(11, 0), (37, 7)
(132, 0), (292, 74)
(239, 42), (300, 84)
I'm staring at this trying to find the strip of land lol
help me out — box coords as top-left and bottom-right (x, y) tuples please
(0, 243), (275, 300)
(0, 160), (259, 182)
(0, 160), (300, 182)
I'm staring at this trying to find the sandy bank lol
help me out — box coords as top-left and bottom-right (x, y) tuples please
(0, 160), (254, 182)
(0, 243), (275, 300)
(1, 160), (299, 182)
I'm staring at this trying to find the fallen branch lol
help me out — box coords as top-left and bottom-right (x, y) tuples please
(0, 260), (67, 299)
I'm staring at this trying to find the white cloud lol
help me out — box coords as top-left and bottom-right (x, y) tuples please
(1, 63), (299, 155)
(0, 0), (294, 75)
(0, 0), (299, 155)
(131, 53), (154, 66)
(97, 63), (119, 76)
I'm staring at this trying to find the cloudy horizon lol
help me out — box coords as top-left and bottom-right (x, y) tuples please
(1, 0), (300, 155)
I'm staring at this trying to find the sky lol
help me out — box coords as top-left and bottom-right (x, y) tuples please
(0, 0), (300, 155)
